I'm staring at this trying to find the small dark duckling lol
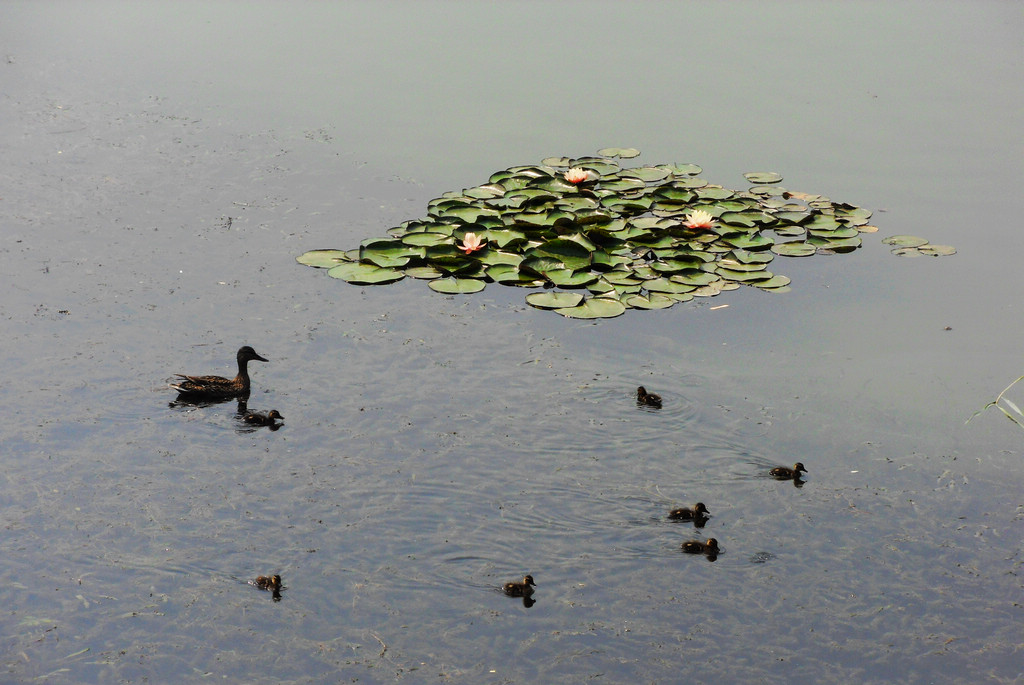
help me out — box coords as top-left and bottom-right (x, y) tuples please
(251, 574), (282, 592)
(668, 502), (710, 521)
(770, 462), (807, 480)
(243, 409), (284, 426)
(681, 538), (719, 555)
(502, 575), (536, 597)
(171, 345), (268, 399)
(636, 386), (662, 409)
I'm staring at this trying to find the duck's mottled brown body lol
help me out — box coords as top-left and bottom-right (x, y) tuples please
(669, 502), (710, 521)
(502, 575), (536, 597)
(251, 574), (282, 591)
(171, 346), (268, 399)
(243, 409), (284, 426)
(636, 386), (662, 408)
(681, 538), (719, 555)
(770, 462), (807, 480)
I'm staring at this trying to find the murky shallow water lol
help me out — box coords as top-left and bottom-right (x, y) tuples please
(2, 2), (1023, 683)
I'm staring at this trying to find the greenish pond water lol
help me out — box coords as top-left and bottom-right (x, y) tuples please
(1, 2), (1021, 683)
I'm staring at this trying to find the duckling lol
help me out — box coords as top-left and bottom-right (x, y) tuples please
(502, 575), (536, 597)
(636, 386), (662, 408)
(171, 346), (268, 399)
(770, 462), (807, 480)
(250, 574), (282, 592)
(243, 409), (284, 426)
(681, 538), (719, 555)
(668, 502), (710, 521)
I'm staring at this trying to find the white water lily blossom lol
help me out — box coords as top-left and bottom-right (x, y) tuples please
(457, 232), (486, 254)
(683, 209), (715, 229)
(564, 167), (589, 184)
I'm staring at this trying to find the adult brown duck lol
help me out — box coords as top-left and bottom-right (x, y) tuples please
(171, 346), (268, 399)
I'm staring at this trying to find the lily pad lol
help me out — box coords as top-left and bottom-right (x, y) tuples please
(327, 262), (405, 285)
(555, 296), (627, 319)
(918, 244), (957, 256)
(296, 249), (350, 268)
(624, 293), (677, 310)
(744, 171), (783, 184)
(882, 235), (929, 248)
(771, 242), (818, 257)
(428, 278), (487, 294)
(597, 147), (641, 159)
(526, 291), (585, 309)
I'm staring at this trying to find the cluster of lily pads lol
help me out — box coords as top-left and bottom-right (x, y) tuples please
(882, 235), (957, 257)
(298, 148), (884, 318)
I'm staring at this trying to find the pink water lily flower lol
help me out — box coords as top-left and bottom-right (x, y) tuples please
(564, 167), (589, 184)
(457, 232), (486, 254)
(683, 209), (715, 230)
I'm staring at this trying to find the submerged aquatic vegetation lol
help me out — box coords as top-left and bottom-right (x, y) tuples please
(297, 149), (909, 318)
(967, 375), (1024, 430)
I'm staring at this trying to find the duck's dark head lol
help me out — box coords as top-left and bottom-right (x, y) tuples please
(793, 462), (807, 474)
(522, 575), (536, 587)
(267, 410), (284, 421)
(694, 502), (709, 515)
(705, 538), (719, 552)
(238, 346), (269, 363)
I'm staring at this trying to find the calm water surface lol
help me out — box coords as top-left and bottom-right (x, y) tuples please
(1, 2), (1022, 683)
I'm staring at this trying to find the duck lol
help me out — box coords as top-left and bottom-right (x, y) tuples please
(243, 409), (284, 426)
(681, 538), (719, 555)
(636, 386), (662, 408)
(502, 575), (536, 597)
(770, 462), (807, 480)
(668, 502), (710, 521)
(171, 346), (268, 399)
(251, 574), (282, 592)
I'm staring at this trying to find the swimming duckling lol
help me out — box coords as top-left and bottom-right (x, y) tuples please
(636, 386), (662, 408)
(770, 462), (807, 480)
(681, 538), (719, 555)
(668, 502), (710, 521)
(502, 575), (536, 597)
(243, 409), (284, 426)
(171, 346), (268, 399)
(251, 574), (282, 592)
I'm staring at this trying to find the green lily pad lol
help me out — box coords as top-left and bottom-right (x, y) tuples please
(327, 262), (405, 285)
(555, 296), (627, 319)
(620, 166), (671, 182)
(918, 244), (957, 256)
(296, 249), (350, 268)
(597, 147), (641, 159)
(526, 291), (585, 309)
(404, 266), (443, 279)
(755, 274), (792, 289)
(428, 278), (487, 294)
(624, 293), (677, 310)
(771, 242), (818, 257)
(744, 171), (783, 184)
(882, 235), (929, 248)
